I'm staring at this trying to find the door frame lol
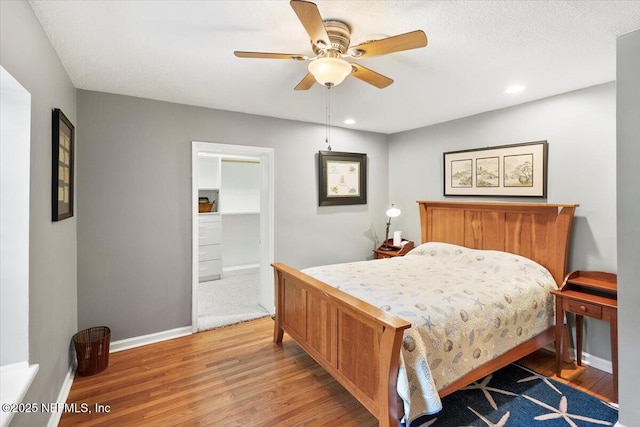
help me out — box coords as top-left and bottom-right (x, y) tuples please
(191, 141), (275, 332)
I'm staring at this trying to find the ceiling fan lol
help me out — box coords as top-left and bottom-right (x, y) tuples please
(234, 0), (428, 90)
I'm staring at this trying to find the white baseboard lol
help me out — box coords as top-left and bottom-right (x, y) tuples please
(543, 343), (613, 374)
(578, 350), (613, 374)
(222, 264), (260, 277)
(46, 363), (76, 427)
(109, 326), (192, 353)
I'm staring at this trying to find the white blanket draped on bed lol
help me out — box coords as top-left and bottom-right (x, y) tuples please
(302, 242), (557, 424)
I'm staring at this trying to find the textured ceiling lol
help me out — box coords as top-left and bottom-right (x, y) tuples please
(28, 1), (640, 134)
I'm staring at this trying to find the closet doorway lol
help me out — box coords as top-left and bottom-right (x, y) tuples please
(191, 142), (274, 332)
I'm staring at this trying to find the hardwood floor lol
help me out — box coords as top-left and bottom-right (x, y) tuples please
(60, 317), (615, 426)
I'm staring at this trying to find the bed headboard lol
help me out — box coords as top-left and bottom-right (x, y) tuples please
(417, 201), (577, 286)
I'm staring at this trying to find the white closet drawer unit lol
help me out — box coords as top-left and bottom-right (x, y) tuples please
(199, 214), (221, 224)
(198, 218), (221, 231)
(198, 228), (221, 246)
(198, 215), (221, 245)
(199, 259), (222, 280)
(198, 214), (222, 281)
(198, 244), (221, 262)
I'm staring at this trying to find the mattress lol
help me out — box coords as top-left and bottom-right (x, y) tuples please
(302, 241), (557, 423)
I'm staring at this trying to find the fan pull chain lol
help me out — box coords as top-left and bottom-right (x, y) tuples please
(325, 85), (332, 151)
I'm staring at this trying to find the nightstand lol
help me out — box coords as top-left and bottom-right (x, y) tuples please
(373, 240), (414, 259)
(551, 270), (617, 401)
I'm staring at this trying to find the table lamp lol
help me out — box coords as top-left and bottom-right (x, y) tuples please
(381, 204), (401, 250)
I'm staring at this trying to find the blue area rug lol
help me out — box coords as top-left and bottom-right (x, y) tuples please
(411, 363), (618, 427)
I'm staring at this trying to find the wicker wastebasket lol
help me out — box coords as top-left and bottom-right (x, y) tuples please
(73, 326), (111, 376)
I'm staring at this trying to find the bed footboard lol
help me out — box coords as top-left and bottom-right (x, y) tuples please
(272, 263), (411, 427)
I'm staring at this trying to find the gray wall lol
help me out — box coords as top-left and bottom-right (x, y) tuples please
(616, 29), (640, 427)
(389, 83), (617, 362)
(77, 90), (389, 341)
(0, 1), (78, 426)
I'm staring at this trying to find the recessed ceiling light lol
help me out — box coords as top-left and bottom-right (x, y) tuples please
(343, 118), (356, 125)
(505, 85), (525, 94)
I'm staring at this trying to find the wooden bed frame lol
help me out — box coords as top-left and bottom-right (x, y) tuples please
(272, 201), (577, 426)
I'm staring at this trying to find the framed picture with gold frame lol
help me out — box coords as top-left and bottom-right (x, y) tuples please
(52, 108), (74, 221)
(318, 151), (367, 206)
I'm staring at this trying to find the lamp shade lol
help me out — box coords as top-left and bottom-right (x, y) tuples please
(308, 57), (352, 87)
(386, 205), (401, 218)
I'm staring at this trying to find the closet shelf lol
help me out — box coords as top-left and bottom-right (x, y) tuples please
(221, 211), (260, 216)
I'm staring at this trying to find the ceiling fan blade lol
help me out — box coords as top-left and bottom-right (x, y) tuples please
(290, 0), (330, 49)
(350, 64), (394, 89)
(234, 51), (309, 60)
(294, 73), (316, 90)
(350, 30), (428, 58)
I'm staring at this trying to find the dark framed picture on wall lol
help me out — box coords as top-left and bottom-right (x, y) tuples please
(443, 140), (548, 197)
(52, 108), (75, 221)
(318, 151), (367, 206)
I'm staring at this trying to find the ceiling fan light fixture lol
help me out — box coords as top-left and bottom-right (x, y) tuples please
(308, 57), (352, 87)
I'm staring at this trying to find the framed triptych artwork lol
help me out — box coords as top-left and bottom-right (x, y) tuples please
(443, 141), (548, 197)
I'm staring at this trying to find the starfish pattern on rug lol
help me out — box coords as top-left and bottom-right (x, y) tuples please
(463, 406), (510, 427)
(461, 374), (518, 410)
(516, 364), (562, 394)
(522, 394), (614, 427)
(416, 418), (437, 426)
(410, 364), (617, 427)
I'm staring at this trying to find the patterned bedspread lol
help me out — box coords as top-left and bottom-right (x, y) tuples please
(302, 242), (557, 424)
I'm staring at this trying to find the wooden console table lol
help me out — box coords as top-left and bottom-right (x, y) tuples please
(551, 270), (617, 401)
